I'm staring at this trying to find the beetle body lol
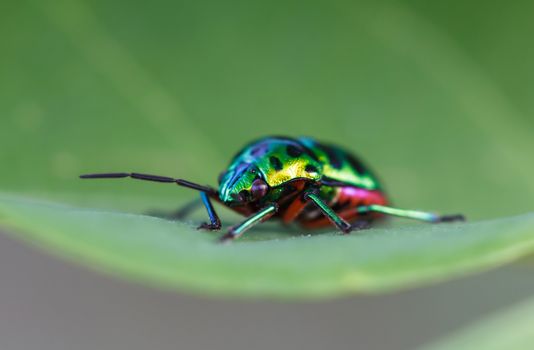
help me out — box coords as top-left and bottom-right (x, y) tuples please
(81, 135), (464, 241)
(217, 136), (388, 228)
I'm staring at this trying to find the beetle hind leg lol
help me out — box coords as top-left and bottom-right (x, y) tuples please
(350, 219), (372, 231)
(356, 205), (466, 223)
(434, 214), (466, 223)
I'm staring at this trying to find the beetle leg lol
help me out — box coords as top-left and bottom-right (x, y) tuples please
(356, 205), (466, 223)
(219, 203), (278, 242)
(197, 192), (222, 231)
(350, 219), (372, 230)
(146, 194), (220, 230)
(303, 190), (352, 233)
(146, 198), (203, 220)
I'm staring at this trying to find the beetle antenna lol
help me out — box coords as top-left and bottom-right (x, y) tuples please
(80, 172), (217, 195)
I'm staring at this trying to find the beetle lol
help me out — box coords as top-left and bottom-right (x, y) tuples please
(80, 136), (465, 242)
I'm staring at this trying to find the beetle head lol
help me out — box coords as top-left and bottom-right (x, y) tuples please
(218, 163), (269, 206)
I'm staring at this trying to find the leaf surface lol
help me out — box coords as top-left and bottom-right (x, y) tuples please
(1, 194), (533, 299)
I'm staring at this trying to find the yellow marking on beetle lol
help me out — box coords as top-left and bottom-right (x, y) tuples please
(264, 159), (319, 187)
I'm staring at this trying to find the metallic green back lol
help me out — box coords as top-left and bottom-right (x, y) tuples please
(297, 137), (380, 190)
(218, 136), (381, 204)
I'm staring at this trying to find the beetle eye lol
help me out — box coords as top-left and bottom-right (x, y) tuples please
(250, 178), (268, 200)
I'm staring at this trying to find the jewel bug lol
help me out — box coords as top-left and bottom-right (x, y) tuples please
(80, 136), (465, 242)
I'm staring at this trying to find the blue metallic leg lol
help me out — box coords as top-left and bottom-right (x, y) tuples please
(198, 192), (222, 231)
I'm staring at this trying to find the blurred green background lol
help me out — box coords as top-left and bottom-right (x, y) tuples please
(1, 0), (533, 218)
(1, 0), (534, 349)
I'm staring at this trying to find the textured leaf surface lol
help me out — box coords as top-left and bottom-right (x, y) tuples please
(1, 193), (534, 299)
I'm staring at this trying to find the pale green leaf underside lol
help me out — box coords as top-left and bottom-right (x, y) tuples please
(420, 295), (534, 350)
(1, 193), (534, 299)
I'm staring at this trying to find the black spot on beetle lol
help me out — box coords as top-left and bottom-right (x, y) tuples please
(293, 140), (320, 162)
(346, 153), (368, 174)
(305, 164), (318, 173)
(286, 145), (303, 157)
(317, 143), (343, 169)
(270, 156), (283, 171)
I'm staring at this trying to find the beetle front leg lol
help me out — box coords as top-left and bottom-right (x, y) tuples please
(197, 192), (222, 231)
(219, 203), (278, 242)
(303, 190), (352, 234)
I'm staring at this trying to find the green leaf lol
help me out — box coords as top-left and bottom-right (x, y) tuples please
(419, 295), (534, 350)
(1, 193), (534, 299)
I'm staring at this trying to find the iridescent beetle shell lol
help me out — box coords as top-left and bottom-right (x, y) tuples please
(217, 136), (388, 226)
